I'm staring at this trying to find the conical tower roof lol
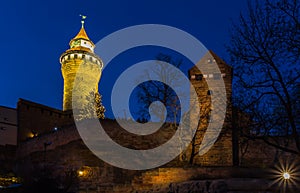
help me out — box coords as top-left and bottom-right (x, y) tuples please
(69, 16), (95, 50)
(73, 26), (90, 41)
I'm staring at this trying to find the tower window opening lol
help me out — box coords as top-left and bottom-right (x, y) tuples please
(195, 74), (203, 81)
(207, 114), (212, 123)
(74, 54), (78, 59)
(207, 90), (213, 95)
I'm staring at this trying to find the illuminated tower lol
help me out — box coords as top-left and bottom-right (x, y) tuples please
(60, 16), (104, 117)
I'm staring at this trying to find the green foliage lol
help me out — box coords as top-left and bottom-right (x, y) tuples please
(76, 92), (106, 121)
(94, 92), (106, 119)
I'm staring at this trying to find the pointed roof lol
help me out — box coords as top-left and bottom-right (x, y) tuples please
(69, 25), (95, 46)
(73, 26), (91, 41)
(208, 50), (232, 69)
(69, 15), (95, 47)
(188, 50), (232, 73)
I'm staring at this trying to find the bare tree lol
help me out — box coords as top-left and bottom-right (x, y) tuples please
(134, 53), (183, 123)
(227, 0), (300, 155)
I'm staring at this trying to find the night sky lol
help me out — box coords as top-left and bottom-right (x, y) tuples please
(0, 0), (247, 118)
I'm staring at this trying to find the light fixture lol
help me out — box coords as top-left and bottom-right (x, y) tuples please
(283, 172), (290, 180)
(78, 170), (84, 177)
(30, 130), (38, 138)
(270, 159), (300, 192)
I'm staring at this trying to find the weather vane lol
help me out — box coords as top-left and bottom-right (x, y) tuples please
(79, 14), (87, 27)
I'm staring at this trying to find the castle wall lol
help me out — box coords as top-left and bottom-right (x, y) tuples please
(0, 106), (17, 145)
(0, 144), (16, 172)
(239, 137), (298, 167)
(16, 124), (79, 158)
(15, 117), (297, 193)
(17, 99), (73, 143)
(17, 115), (293, 169)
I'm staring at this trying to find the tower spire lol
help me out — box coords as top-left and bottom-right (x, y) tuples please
(80, 14), (87, 28)
(68, 14), (94, 51)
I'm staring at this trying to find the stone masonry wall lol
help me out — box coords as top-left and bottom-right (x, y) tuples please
(15, 118), (299, 193)
(17, 99), (73, 142)
(188, 50), (233, 166)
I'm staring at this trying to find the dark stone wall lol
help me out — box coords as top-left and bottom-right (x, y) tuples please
(0, 145), (16, 173)
(17, 99), (73, 143)
(15, 118), (299, 193)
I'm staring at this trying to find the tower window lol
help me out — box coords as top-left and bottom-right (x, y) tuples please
(207, 90), (213, 95)
(74, 54), (78, 59)
(207, 114), (212, 123)
(195, 74), (203, 81)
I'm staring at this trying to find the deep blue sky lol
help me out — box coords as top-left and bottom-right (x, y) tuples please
(0, 0), (247, 117)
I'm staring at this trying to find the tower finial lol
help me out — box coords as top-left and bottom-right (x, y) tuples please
(79, 14), (87, 28)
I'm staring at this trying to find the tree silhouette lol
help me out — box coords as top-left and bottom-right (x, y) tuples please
(134, 53), (183, 123)
(227, 0), (300, 155)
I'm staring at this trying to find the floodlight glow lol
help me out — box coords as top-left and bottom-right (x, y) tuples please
(78, 170), (84, 176)
(270, 159), (300, 192)
(283, 172), (290, 180)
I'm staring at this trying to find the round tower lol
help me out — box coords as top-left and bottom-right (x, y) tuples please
(60, 17), (104, 112)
